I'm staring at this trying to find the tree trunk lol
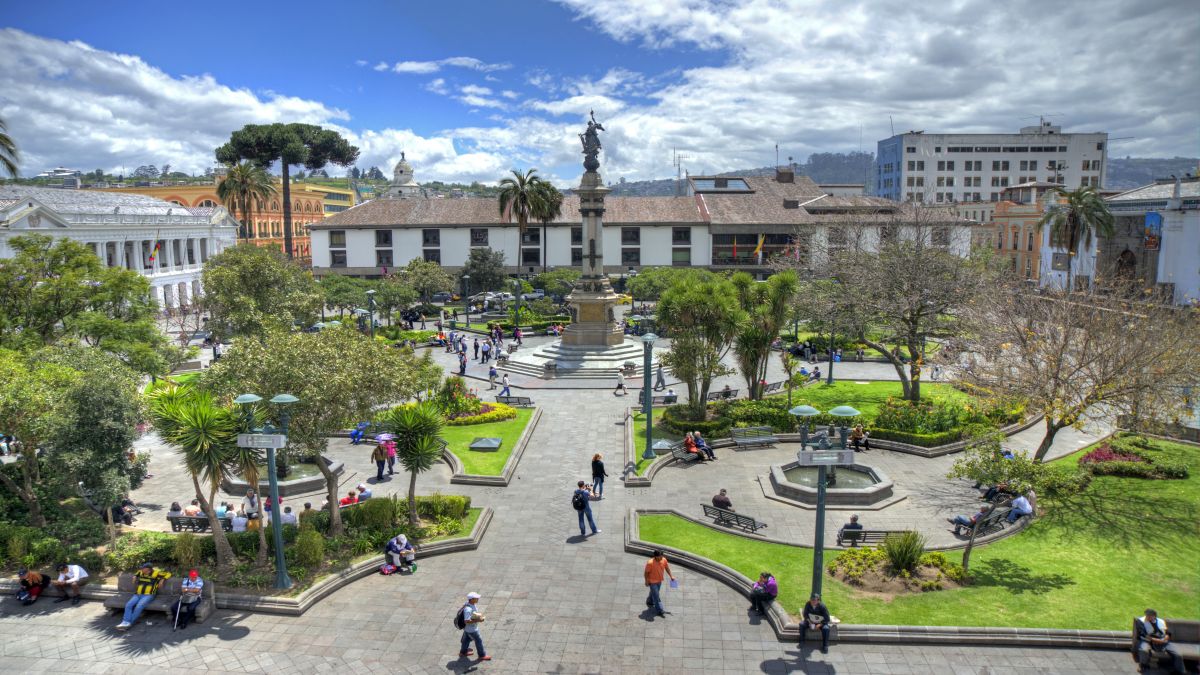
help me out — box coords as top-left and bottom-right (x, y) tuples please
(256, 507), (269, 568)
(408, 470), (419, 529)
(192, 475), (235, 575)
(863, 337), (911, 399)
(907, 339), (923, 403)
(281, 164), (294, 259)
(313, 453), (344, 536)
(961, 517), (983, 577)
(105, 506), (117, 552)
(1033, 417), (1065, 463)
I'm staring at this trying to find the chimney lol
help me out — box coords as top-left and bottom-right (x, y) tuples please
(775, 166), (794, 183)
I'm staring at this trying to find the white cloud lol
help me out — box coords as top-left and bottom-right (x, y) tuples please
(500, 90), (520, 100)
(376, 56), (511, 75)
(425, 78), (449, 95)
(354, 59), (368, 67)
(460, 84), (493, 96)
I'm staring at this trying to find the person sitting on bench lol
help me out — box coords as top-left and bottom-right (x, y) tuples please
(949, 507), (990, 536)
(1007, 494), (1033, 523)
(849, 425), (870, 451)
(711, 488), (733, 511)
(16, 568), (50, 605)
(693, 431), (716, 460)
(174, 569), (204, 630)
(683, 432), (708, 461)
(982, 482), (1011, 502)
(810, 366), (821, 382)
(838, 514), (863, 540)
(1136, 608), (1186, 673)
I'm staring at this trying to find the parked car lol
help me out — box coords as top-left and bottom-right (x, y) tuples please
(521, 289), (545, 301)
(496, 292), (515, 302)
(468, 291), (499, 303)
(431, 292), (454, 303)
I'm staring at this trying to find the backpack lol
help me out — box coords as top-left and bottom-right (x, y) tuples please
(571, 491), (587, 511)
(379, 563), (397, 576)
(453, 605), (468, 630)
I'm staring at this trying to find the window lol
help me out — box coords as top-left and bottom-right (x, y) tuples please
(1080, 176), (1089, 187)
(1025, 258), (1033, 278)
(621, 227), (640, 245)
(672, 227), (691, 245)
(621, 248), (641, 266)
(915, 176), (925, 187)
(571, 227), (583, 245)
(934, 146), (941, 153)
(571, 248), (583, 265)
(521, 229), (540, 245)
(422, 229), (440, 246)
(997, 231), (1004, 249)
(330, 230), (346, 247)
(374, 229), (392, 247)
(1090, 176), (1099, 187)
(827, 227), (847, 250)
(376, 250), (393, 267)
(1011, 230), (1019, 250)
(992, 160), (1010, 171)
(197, 199), (217, 207)
(990, 192), (1000, 201)
(906, 147), (916, 153)
(672, 249), (691, 266)
(521, 248), (540, 266)
(423, 249), (441, 263)
(1027, 232), (1035, 251)
(331, 251), (347, 268)
(470, 228), (488, 245)
(937, 160), (955, 171)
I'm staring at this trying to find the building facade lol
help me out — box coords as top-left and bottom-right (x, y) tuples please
(877, 120), (1107, 204)
(311, 167), (975, 280)
(987, 182), (1065, 281)
(0, 186), (237, 309)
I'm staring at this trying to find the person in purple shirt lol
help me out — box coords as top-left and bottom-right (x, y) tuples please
(749, 571), (778, 614)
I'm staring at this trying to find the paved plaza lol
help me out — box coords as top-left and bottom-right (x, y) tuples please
(0, 334), (1133, 673)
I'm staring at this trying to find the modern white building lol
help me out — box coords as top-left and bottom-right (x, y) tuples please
(877, 120), (1107, 204)
(0, 186), (238, 309)
(311, 166), (975, 280)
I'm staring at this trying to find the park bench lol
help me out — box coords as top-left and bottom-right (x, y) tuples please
(496, 395), (534, 407)
(103, 575), (216, 624)
(762, 381), (784, 395)
(730, 426), (778, 448)
(836, 528), (906, 547)
(701, 504), (768, 533)
(971, 507), (1013, 535)
(1131, 617), (1200, 671)
(637, 390), (678, 406)
(670, 441), (702, 463)
(168, 514), (233, 533)
(507, 344), (519, 354)
(706, 388), (739, 401)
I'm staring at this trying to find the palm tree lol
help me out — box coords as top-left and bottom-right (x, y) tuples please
(1038, 185), (1114, 292)
(731, 271), (798, 399)
(0, 117), (18, 178)
(498, 169), (549, 244)
(378, 401), (445, 528)
(532, 183), (564, 273)
(148, 385), (238, 575)
(217, 162), (277, 241)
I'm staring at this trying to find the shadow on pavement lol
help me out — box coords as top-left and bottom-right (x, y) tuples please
(85, 610), (251, 657)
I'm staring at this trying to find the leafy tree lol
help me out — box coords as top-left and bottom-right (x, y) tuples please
(657, 277), (742, 414)
(216, 123), (360, 258)
(461, 247), (507, 292)
(0, 117), (18, 177)
(532, 268), (580, 299)
(350, 167), (361, 180)
(378, 401), (445, 528)
(532, 183), (564, 272)
(217, 162), (278, 241)
(133, 165), (159, 179)
(627, 267), (715, 302)
(201, 244), (321, 338)
(318, 274), (370, 318)
(400, 257), (454, 302)
(367, 166), (384, 181)
(731, 271), (798, 399)
(202, 327), (441, 536)
(372, 276), (418, 325)
(497, 168), (549, 239)
(148, 386), (240, 575)
(44, 348), (143, 548)
(1038, 186), (1115, 291)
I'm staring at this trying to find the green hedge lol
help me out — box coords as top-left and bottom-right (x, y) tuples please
(867, 427), (964, 448)
(661, 404), (730, 436)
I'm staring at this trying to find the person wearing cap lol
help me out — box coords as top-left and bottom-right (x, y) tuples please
(117, 563), (171, 630)
(1136, 608), (1185, 673)
(356, 483), (372, 500)
(800, 593), (831, 651)
(17, 568), (50, 605)
(174, 570), (204, 630)
(643, 549), (675, 618)
(458, 592), (490, 661)
(52, 562), (90, 604)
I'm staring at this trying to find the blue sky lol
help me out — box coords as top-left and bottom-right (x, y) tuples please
(1, 0), (1196, 186)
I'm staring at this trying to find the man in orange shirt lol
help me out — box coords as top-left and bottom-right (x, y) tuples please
(643, 549), (675, 618)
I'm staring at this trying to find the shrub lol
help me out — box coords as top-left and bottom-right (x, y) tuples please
(660, 404), (730, 436)
(343, 496), (401, 530)
(301, 510), (330, 534)
(45, 517), (107, 550)
(73, 549), (105, 575)
(295, 529), (325, 568)
(4, 527), (32, 564)
(714, 398), (799, 432)
(1080, 447), (1145, 464)
(445, 402), (518, 426)
(173, 532), (202, 568)
(30, 537), (67, 567)
(868, 428), (963, 447)
(882, 531), (925, 573)
(433, 376), (483, 419)
(829, 546), (885, 585)
(225, 531), (260, 559)
(106, 531), (176, 572)
(417, 493), (471, 520)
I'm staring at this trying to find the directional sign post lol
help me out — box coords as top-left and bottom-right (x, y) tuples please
(236, 434), (286, 449)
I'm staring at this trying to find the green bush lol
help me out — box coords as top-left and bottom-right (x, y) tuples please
(106, 531), (176, 572)
(867, 427), (964, 447)
(882, 531), (926, 573)
(829, 546), (885, 585)
(173, 532), (202, 568)
(4, 526), (32, 564)
(344, 496), (402, 530)
(295, 529), (325, 568)
(45, 517), (107, 550)
(713, 398), (799, 432)
(72, 549), (105, 575)
(30, 537), (66, 567)
(301, 510), (330, 534)
(661, 404), (730, 436)
(416, 493), (471, 520)
(225, 531), (260, 559)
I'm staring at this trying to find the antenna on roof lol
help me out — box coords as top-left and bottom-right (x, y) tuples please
(775, 143), (779, 168)
(673, 147), (691, 197)
(889, 116), (895, 137)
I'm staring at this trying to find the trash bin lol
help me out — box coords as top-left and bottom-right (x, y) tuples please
(449, 320), (457, 330)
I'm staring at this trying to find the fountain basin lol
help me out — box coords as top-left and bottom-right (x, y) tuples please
(769, 460), (894, 506)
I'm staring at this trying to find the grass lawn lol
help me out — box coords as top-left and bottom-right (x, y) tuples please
(771, 380), (968, 420)
(427, 507), (482, 542)
(439, 408), (535, 475)
(639, 435), (1199, 630)
(630, 408), (678, 475)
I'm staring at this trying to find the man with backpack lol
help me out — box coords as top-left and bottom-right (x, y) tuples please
(455, 592), (490, 661)
(572, 480), (599, 537)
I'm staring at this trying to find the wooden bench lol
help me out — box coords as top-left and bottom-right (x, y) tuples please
(836, 528), (905, 547)
(168, 514), (232, 533)
(730, 426), (778, 448)
(638, 390), (678, 406)
(103, 575), (216, 624)
(701, 504), (768, 533)
(1132, 617), (1200, 670)
(670, 441), (702, 463)
(706, 388), (739, 401)
(762, 381), (784, 395)
(496, 395), (534, 407)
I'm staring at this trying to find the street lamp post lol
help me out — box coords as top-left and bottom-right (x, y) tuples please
(627, 267), (637, 312)
(789, 404), (820, 451)
(233, 392), (299, 590)
(366, 289), (377, 339)
(511, 278), (522, 330)
(461, 274), (471, 327)
(641, 333), (658, 460)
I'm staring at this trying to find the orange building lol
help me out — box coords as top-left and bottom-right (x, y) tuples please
(92, 181), (327, 261)
(990, 182), (1064, 280)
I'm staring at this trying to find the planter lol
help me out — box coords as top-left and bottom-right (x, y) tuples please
(221, 457), (344, 498)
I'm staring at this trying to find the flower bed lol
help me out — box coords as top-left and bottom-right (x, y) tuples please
(828, 546), (966, 594)
(1078, 433), (1189, 479)
(445, 402), (517, 426)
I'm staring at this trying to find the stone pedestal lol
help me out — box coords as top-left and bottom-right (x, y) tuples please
(562, 170), (623, 348)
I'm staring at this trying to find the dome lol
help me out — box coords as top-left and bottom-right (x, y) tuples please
(392, 151), (415, 185)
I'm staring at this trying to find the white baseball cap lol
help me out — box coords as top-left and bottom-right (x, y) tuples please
(466, 592), (481, 600)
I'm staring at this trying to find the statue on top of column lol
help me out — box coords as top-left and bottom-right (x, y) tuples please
(579, 110), (605, 173)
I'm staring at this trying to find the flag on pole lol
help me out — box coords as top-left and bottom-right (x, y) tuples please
(148, 240), (161, 263)
(732, 238), (737, 258)
(753, 234), (765, 256)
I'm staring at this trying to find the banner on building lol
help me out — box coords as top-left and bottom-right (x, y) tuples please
(1051, 252), (1070, 271)
(1143, 212), (1162, 250)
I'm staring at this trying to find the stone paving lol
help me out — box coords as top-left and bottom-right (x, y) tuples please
(0, 334), (1135, 673)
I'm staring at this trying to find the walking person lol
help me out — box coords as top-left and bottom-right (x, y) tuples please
(385, 439), (397, 476)
(488, 365), (498, 390)
(456, 592), (491, 661)
(498, 373), (511, 397)
(643, 549), (675, 618)
(614, 369), (627, 396)
(654, 364), (666, 391)
(458, 353), (467, 376)
(473, 338), (480, 360)
(371, 443), (388, 481)
(591, 453), (609, 499)
(481, 341), (491, 363)
(572, 480), (599, 536)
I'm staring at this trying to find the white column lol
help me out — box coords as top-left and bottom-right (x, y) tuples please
(177, 282), (191, 307)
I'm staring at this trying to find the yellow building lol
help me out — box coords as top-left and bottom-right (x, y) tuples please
(92, 181), (354, 262)
(991, 182), (1065, 280)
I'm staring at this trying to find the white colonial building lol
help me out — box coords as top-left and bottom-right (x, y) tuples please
(311, 167), (975, 280)
(0, 186), (238, 309)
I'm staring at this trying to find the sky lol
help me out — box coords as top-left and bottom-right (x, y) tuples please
(1, 0), (1197, 187)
